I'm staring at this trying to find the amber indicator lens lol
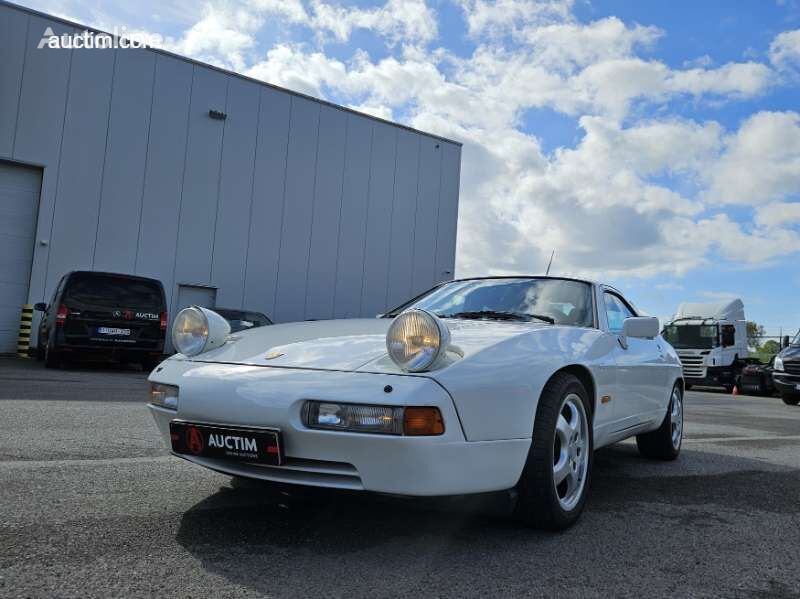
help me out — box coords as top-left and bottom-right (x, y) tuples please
(403, 407), (444, 436)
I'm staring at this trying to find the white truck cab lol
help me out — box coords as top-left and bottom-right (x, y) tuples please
(662, 299), (747, 391)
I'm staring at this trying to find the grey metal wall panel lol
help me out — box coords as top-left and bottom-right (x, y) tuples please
(0, 161), (41, 352)
(45, 46), (115, 293)
(360, 123), (397, 316)
(93, 49), (156, 274)
(435, 143), (461, 282)
(411, 138), (443, 294)
(305, 105), (347, 320)
(14, 16), (74, 305)
(0, 6), (28, 158)
(385, 129), (420, 309)
(273, 97), (321, 323)
(242, 87), (290, 318)
(210, 77), (260, 310)
(333, 116), (372, 318)
(173, 67), (227, 288)
(135, 55), (192, 303)
(13, 16), (73, 165)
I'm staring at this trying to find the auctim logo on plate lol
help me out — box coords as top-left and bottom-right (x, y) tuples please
(207, 434), (257, 453)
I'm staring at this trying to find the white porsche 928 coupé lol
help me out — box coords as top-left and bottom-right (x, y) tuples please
(148, 276), (684, 530)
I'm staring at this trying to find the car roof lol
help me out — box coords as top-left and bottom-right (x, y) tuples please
(66, 270), (164, 286)
(448, 275), (602, 288)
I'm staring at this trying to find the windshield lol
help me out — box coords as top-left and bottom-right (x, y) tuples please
(792, 330), (800, 346)
(385, 278), (595, 327)
(662, 324), (718, 349)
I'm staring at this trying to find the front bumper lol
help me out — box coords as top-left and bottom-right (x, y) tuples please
(685, 365), (737, 388)
(773, 372), (800, 395)
(148, 360), (530, 496)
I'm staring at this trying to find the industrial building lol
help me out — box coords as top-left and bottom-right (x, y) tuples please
(0, 1), (461, 353)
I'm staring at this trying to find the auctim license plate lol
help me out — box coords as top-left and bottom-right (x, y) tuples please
(97, 326), (131, 336)
(169, 421), (282, 465)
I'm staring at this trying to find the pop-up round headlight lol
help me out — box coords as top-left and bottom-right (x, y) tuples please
(172, 306), (230, 357)
(386, 309), (450, 372)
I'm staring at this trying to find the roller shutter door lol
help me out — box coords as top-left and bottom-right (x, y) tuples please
(0, 161), (41, 353)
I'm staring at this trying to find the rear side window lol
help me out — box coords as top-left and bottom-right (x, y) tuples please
(64, 274), (164, 310)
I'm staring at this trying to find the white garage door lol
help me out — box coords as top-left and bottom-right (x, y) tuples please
(0, 161), (42, 353)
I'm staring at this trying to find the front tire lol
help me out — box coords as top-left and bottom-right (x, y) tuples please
(637, 384), (683, 460)
(514, 372), (593, 531)
(781, 393), (800, 406)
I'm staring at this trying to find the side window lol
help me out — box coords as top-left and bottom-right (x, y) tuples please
(604, 292), (634, 335)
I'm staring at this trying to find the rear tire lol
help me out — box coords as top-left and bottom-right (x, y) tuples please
(44, 346), (61, 369)
(781, 393), (800, 406)
(637, 384), (683, 460)
(514, 372), (593, 531)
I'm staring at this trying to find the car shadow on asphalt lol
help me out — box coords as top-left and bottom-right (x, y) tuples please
(173, 444), (800, 597)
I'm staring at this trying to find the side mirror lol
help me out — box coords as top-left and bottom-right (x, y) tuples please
(33, 302), (47, 312)
(622, 316), (660, 340)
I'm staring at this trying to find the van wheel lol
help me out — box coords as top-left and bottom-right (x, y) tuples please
(637, 384), (683, 460)
(514, 372), (593, 530)
(781, 394), (800, 406)
(44, 346), (61, 369)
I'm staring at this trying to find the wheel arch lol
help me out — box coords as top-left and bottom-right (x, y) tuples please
(545, 364), (597, 421)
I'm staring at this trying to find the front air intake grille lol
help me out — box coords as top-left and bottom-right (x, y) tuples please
(784, 361), (800, 376)
(677, 353), (706, 379)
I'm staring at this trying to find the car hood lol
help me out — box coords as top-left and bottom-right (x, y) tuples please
(180, 317), (544, 374)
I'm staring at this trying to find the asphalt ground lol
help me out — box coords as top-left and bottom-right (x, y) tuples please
(1, 356), (799, 598)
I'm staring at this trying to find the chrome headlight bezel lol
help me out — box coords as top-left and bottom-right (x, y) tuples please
(171, 306), (231, 357)
(386, 308), (450, 372)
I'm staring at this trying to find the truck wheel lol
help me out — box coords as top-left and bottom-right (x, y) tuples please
(781, 394), (800, 406)
(636, 384), (683, 460)
(514, 372), (593, 530)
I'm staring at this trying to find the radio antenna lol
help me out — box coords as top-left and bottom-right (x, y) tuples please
(545, 250), (555, 275)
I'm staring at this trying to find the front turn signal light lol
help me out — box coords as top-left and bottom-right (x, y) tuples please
(403, 407), (444, 436)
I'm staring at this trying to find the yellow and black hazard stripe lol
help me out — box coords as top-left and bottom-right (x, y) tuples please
(17, 304), (34, 358)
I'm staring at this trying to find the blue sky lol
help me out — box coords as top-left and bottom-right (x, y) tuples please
(18, 0), (800, 334)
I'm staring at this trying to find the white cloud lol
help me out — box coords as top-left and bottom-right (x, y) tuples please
(755, 202), (800, 227)
(456, 0), (575, 39)
(704, 111), (800, 205)
(770, 29), (800, 69)
(309, 0), (438, 44)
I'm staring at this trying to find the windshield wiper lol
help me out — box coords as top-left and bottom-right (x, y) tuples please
(438, 310), (554, 324)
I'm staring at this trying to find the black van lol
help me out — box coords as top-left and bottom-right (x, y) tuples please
(34, 271), (167, 371)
